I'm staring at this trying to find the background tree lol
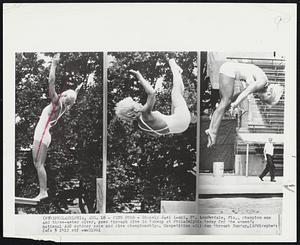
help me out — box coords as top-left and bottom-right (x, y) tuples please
(200, 51), (213, 115)
(107, 52), (197, 213)
(15, 52), (103, 214)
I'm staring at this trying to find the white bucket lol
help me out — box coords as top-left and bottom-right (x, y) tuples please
(213, 162), (224, 177)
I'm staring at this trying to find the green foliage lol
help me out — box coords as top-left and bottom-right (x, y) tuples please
(15, 52), (103, 214)
(200, 51), (212, 114)
(107, 52), (197, 213)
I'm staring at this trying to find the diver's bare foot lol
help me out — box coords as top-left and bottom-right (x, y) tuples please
(205, 129), (216, 148)
(33, 192), (48, 201)
(52, 53), (60, 66)
(168, 58), (183, 74)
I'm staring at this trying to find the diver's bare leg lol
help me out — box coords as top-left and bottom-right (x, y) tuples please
(169, 59), (185, 112)
(32, 140), (49, 200)
(207, 74), (234, 147)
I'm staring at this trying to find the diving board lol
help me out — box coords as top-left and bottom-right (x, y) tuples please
(15, 197), (39, 205)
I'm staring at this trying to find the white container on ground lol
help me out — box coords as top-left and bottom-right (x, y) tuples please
(213, 162), (224, 177)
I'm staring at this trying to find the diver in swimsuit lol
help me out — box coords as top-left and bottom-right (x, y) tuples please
(206, 61), (284, 148)
(32, 53), (83, 201)
(115, 56), (191, 136)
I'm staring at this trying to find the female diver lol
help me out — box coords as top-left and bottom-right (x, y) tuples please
(115, 56), (191, 136)
(32, 53), (83, 201)
(206, 61), (283, 147)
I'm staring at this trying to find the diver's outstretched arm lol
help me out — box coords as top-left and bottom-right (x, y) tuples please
(48, 53), (60, 105)
(129, 69), (156, 113)
(231, 78), (266, 109)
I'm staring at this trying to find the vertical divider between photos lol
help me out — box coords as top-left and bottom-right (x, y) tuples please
(196, 51), (201, 214)
(102, 52), (108, 213)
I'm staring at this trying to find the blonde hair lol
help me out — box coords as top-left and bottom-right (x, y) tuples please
(263, 84), (284, 106)
(115, 97), (140, 121)
(61, 89), (77, 107)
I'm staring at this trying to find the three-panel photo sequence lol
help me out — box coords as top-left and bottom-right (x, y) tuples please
(15, 51), (285, 216)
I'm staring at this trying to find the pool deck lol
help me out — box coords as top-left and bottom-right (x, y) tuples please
(198, 174), (284, 195)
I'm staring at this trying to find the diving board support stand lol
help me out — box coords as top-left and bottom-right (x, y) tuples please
(15, 197), (39, 205)
(96, 178), (105, 213)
